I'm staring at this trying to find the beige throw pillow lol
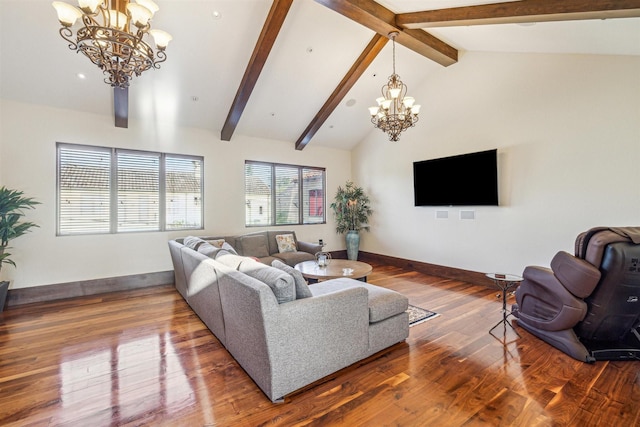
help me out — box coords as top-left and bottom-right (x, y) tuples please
(205, 238), (226, 248)
(276, 234), (297, 253)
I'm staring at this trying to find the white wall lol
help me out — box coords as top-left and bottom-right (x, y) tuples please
(0, 100), (351, 288)
(353, 52), (640, 275)
(2, 51), (639, 289)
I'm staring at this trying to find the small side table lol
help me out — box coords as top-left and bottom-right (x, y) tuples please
(486, 273), (523, 338)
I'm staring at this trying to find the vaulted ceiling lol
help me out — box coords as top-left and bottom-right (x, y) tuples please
(1, 0), (639, 150)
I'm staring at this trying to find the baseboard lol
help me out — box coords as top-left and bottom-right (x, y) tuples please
(355, 251), (496, 288)
(5, 252), (496, 308)
(6, 271), (175, 307)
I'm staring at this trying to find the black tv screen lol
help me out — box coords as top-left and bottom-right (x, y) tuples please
(413, 149), (499, 206)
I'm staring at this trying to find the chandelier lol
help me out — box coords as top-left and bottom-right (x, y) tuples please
(368, 32), (421, 142)
(52, 0), (172, 88)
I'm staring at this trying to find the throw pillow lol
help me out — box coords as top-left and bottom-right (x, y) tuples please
(221, 242), (238, 255)
(184, 236), (206, 251)
(198, 242), (222, 258)
(275, 234), (297, 253)
(198, 242), (237, 258)
(238, 259), (296, 303)
(271, 260), (312, 299)
(239, 234), (270, 258)
(205, 238), (226, 248)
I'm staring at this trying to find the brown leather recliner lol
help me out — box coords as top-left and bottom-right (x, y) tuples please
(512, 227), (640, 362)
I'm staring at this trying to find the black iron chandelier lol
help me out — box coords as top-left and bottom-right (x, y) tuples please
(368, 32), (421, 142)
(52, 0), (172, 88)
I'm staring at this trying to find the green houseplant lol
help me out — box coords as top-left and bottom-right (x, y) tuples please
(330, 181), (372, 260)
(0, 186), (40, 311)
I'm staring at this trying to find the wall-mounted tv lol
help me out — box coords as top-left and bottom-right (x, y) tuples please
(413, 149), (499, 206)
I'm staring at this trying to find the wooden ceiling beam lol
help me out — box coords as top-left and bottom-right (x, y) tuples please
(314, 0), (458, 67)
(295, 34), (388, 151)
(396, 0), (640, 29)
(114, 87), (128, 128)
(220, 0), (294, 141)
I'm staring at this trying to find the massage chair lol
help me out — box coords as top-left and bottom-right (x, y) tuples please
(512, 227), (640, 362)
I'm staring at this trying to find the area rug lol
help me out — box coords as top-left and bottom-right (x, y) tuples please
(407, 304), (439, 326)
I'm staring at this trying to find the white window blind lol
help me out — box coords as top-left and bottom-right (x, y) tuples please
(245, 161), (325, 227)
(58, 145), (111, 234)
(166, 156), (203, 230)
(275, 165), (299, 225)
(302, 168), (325, 224)
(245, 162), (272, 226)
(117, 151), (160, 232)
(57, 143), (203, 235)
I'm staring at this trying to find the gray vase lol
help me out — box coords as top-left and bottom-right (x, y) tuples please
(345, 230), (360, 260)
(0, 281), (9, 312)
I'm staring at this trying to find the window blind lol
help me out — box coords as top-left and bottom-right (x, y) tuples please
(245, 161), (325, 227)
(117, 151), (160, 232)
(275, 165), (299, 225)
(57, 143), (203, 235)
(166, 156), (203, 230)
(245, 162), (272, 226)
(58, 145), (111, 235)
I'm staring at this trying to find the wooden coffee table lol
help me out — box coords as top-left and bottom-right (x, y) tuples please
(294, 259), (373, 283)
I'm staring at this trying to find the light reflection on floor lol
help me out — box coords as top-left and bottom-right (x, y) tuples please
(59, 332), (195, 425)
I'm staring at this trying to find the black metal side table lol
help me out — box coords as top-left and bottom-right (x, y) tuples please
(486, 273), (524, 338)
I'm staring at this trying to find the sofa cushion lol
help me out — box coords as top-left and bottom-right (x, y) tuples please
(271, 259), (312, 299)
(365, 285), (409, 323)
(276, 234), (297, 253)
(239, 234), (270, 258)
(272, 251), (316, 267)
(184, 236), (207, 251)
(309, 280), (408, 323)
(238, 259), (296, 303)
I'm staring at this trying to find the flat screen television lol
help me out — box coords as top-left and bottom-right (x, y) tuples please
(413, 149), (499, 206)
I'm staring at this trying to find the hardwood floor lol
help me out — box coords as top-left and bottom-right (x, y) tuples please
(1, 263), (638, 426)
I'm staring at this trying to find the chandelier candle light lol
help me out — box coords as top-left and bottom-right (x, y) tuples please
(52, 0), (172, 88)
(369, 32), (420, 142)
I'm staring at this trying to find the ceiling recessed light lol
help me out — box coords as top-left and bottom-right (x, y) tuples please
(212, 10), (222, 19)
(306, 47), (313, 54)
(77, 73), (86, 79)
(345, 99), (356, 107)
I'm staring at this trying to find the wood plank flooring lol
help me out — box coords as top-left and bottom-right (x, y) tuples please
(1, 263), (638, 426)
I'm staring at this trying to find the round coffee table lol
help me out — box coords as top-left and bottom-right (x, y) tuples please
(294, 259), (373, 283)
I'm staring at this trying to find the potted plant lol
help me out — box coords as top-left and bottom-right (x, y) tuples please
(330, 181), (372, 260)
(0, 186), (39, 311)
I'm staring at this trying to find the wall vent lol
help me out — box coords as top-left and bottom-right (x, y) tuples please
(460, 210), (476, 220)
(435, 210), (449, 219)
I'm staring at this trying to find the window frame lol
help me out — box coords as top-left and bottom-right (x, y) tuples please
(57, 142), (204, 236)
(244, 160), (326, 227)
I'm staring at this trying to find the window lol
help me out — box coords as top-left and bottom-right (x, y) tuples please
(57, 143), (203, 235)
(245, 161), (325, 226)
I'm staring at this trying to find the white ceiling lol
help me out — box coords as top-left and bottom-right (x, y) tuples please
(1, 0), (639, 150)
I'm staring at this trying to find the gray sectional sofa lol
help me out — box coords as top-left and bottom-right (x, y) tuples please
(193, 230), (323, 266)
(168, 236), (410, 402)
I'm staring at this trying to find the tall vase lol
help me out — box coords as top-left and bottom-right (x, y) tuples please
(0, 281), (9, 312)
(345, 230), (360, 261)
